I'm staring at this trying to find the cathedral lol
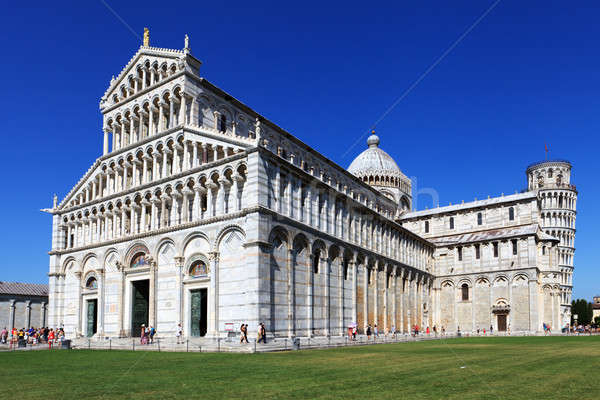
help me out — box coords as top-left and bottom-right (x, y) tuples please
(45, 32), (576, 339)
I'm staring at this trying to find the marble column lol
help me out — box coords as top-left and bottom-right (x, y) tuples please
(308, 254), (315, 337)
(174, 257), (185, 328)
(208, 252), (220, 336)
(182, 188), (193, 223)
(148, 106), (155, 135)
(148, 261), (158, 330)
(180, 94), (187, 125)
(374, 266), (379, 328)
(400, 269), (405, 333)
(103, 129), (109, 155)
(206, 183), (217, 217)
(25, 301), (31, 328)
(287, 248), (295, 338)
(141, 200), (149, 233)
(202, 144), (208, 164)
(97, 269), (105, 335)
(158, 102), (165, 132)
(363, 264), (369, 332)
(169, 100), (175, 129)
(193, 187), (206, 220)
(9, 300), (16, 331)
(40, 302), (46, 327)
(325, 256), (331, 336)
(392, 267), (397, 333)
(351, 259), (357, 327)
(191, 142), (198, 168)
(231, 174), (242, 212)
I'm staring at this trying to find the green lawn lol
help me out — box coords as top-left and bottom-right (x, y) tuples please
(1, 336), (599, 399)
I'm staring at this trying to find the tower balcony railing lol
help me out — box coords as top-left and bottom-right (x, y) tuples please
(522, 183), (577, 192)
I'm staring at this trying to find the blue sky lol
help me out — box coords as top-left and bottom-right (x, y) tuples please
(0, 1), (598, 299)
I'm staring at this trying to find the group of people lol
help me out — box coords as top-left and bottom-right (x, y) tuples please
(365, 324), (379, 339)
(237, 322), (267, 344)
(345, 324), (450, 339)
(1, 327), (64, 349)
(475, 325), (501, 335)
(139, 324), (156, 344)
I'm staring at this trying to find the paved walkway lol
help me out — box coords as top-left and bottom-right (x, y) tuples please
(2, 332), (588, 353)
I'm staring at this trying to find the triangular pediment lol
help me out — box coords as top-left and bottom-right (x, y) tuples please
(57, 159), (103, 211)
(99, 46), (202, 110)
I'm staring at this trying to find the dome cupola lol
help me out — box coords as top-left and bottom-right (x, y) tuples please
(347, 132), (412, 211)
(348, 133), (402, 178)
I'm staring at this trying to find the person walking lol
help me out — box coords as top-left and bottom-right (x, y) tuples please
(352, 326), (357, 341)
(140, 324), (147, 345)
(490, 325), (493, 335)
(366, 325), (372, 340)
(256, 322), (263, 343)
(261, 323), (267, 344)
(176, 323), (183, 344)
(240, 324), (249, 343)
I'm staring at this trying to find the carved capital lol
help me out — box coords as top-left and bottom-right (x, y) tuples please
(174, 256), (185, 267)
(208, 251), (220, 262)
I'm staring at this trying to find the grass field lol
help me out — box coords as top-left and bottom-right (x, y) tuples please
(1, 336), (599, 399)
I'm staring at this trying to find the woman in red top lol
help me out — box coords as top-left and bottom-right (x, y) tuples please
(48, 329), (55, 349)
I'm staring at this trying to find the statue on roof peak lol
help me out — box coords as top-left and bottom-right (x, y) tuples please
(143, 27), (150, 47)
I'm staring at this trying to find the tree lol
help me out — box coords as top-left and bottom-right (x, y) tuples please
(571, 299), (593, 325)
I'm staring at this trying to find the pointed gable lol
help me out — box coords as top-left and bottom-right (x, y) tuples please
(99, 45), (202, 111)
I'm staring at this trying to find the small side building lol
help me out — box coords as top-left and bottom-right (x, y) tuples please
(593, 296), (600, 322)
(0, 282), (49, 330)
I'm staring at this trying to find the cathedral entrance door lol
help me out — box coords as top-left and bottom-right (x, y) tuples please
(190, 289), (208, 337)
(86, 299), (97, 337)
(131, 280), (149, 337)
(497, 314), (507, 332)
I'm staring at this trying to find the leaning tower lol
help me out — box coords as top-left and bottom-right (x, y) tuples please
(526, 160), (577, 327)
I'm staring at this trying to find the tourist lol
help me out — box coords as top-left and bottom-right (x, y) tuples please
(149, 326), (156, 344)
(441, 326), (446, 336)
(1, 327), (7, 344)
(140, 324), (147, 344)
(490, 325), (493, 335)
(352, 326), (357, 341)
(366, 324), (372, 340)
(10, 327), (17, 347)
(257, 323), (267, 344)
(48, 329), (55, 349)
(374, 324), (378, 337)
(176, 323), (183, 344)
(426, 326), (430, 335)
(240, 324), (249, 343)
(261, 323), (267, 344)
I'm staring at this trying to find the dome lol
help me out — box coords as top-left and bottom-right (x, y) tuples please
(348, 133), (402, 179)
